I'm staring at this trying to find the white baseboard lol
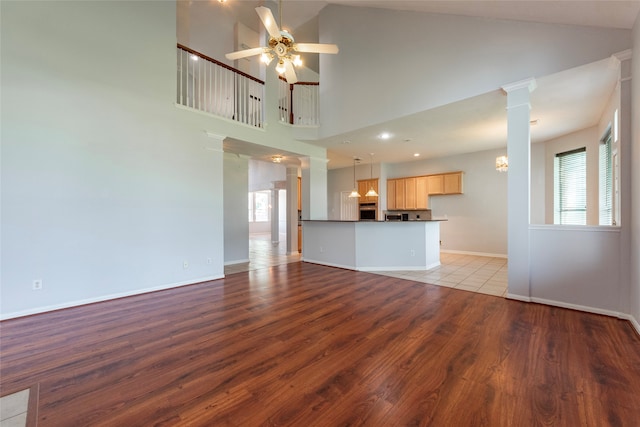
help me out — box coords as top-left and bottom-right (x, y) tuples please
(506, 293), (531, 302)
(301, 259), (355, 271)
(440, 249), (508, 258)
(529, 297), (624, 318)
(0, 275), (224, 321)
(620, 313), (640, 336)
(224, 259), (250, 266)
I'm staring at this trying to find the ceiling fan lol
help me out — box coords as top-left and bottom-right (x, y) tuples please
(225, 1), (339, 83)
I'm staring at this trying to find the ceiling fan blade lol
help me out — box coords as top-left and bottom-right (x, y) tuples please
(284, 59), (298, 84)
(255, 6), (281, 40)
(295, 43), (339, 54)
(225, 47), (264, 61)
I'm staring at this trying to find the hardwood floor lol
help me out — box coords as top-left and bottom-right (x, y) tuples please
(1, 262), (639, 426)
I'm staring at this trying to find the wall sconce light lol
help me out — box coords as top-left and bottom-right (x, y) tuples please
(496, 155), (508, 172)
(271, 155), (283, 163)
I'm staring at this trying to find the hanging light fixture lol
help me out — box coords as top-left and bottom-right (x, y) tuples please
(365, 153), (379, 197)
(348, 157), (361, 198)
(496, 155), (508, 172)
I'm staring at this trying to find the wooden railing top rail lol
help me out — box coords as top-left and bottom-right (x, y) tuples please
(177, 43), (264, 84)
(278, 76), (320, 86)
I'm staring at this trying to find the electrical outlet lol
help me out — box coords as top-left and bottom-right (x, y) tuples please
(410, 249), (416, 257)
(206, 258), (212, 265)
(183, 261), (189, 269)
(32, 279), (43, 290)
(320, 246), (324, 253)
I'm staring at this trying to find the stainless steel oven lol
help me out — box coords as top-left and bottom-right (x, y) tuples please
(359, 203), (377, 221)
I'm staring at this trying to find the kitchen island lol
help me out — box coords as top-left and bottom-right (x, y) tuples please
(301, 220), (445, 271)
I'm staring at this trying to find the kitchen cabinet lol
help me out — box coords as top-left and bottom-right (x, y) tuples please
(427, 172), (463, 195)
(387, 179), (396, 209)
(387, 177), (428, 210)
(357, 179), (379, 203)
(416, 176), (428, 208)
(395, 179), (405, 208)
(387, 172), (462, 209)
(405, 177), (416, 209)
(443, 172), (462, 194)
(428, 175), (444, 195)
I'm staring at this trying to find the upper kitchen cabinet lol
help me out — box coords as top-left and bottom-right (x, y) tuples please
(387, 177), (428, 210)
(427, 175), (444, 195)
(427, 172), (463, 195)
(357, 179), (379, 203)
(442, 172), (463, 194)
(387, 172), (462, 210)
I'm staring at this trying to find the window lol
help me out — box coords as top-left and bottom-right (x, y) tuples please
(248, 191), (270, 222)
(599, 128), (613, 225)
(554, 147), (586, 225)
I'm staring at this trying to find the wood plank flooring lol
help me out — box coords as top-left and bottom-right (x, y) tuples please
(1, 262), (640, 426)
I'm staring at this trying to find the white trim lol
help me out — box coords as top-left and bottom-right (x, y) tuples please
(529, 224), (621, 233)
(530, 296), (623, 318)
(301, 259), (354, 271)
(441, 249), (508, 258)
(622, 314), (640, 337)
(358, 261), (440, 272)
(174, 103), (267, 131)
(506, 293), (531, 302)
(224, 259), (250, 266)
(0, 275), (224, 321)
(501, 77), (537, 94)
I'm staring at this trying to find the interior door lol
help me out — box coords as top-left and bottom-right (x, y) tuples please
(341, 191), (358, 220)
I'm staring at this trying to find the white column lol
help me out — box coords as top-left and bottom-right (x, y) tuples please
(613, 50), (632, 315)
(501, 78), (536, 301)
(270, 187), (279, 244)
(301, 156), (328, 220)
(286, 166), (299, 254)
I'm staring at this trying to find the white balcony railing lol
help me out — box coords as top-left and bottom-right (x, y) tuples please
(278, 79), (320, 126)
(177, 44), (320, 128)
(177, 44), (264, 128)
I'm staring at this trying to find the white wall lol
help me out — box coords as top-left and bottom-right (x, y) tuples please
(1, 1), (225, 318)
(328, 148), (509, 256)
(224, 153), (249, 264)
(630, 14), (640, 329)
(249, 159), (286, 191)
(319, 5), (632, 138)
(530, 226), (621, 315)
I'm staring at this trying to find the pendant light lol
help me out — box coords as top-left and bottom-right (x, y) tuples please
(365, 153), (379, 198)
(348, 157), (361, 198)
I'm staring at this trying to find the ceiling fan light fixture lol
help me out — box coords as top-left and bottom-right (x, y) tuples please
(293, 55), (302, 67)
(260, 52), (274, 65)
(275, 60), (286, 74)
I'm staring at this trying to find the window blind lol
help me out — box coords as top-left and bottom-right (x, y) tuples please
(599, 130), (613, 225)
(556, 147), (586, 225)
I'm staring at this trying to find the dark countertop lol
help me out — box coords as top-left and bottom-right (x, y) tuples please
(301, 219), (448, 222)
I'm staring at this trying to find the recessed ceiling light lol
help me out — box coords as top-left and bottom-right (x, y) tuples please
(403, 139), (412, 142)
(341, 140), (351, 144)
(414, 153), (420, 157)
(379, 132), (391, 140)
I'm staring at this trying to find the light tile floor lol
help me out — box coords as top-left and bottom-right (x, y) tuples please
(224, 233), (301, 275)
(226, 234), (508, 298)
(0, 388), (29, 427)
(375, 252), (508, 297)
